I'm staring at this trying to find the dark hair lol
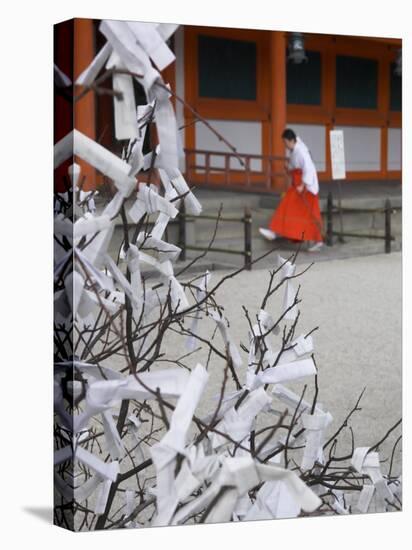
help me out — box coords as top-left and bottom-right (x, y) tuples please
(282, 128), (297, 141)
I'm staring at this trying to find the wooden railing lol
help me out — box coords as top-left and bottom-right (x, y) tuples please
(177, 205), (253, 270)
(184, 148), (287, 191)
(324, 193), (397, 253)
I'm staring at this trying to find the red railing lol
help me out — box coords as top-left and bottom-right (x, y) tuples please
(184, 148), (287, 191)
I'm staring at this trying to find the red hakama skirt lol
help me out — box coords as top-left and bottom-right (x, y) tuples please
(268, 169), (323, 242)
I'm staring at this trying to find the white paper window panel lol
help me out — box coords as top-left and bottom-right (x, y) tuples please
(195, 120), (262, 171)
(388, 128), (401, 171)
(335, 126), (381, 172)
(288, 123), (326, 172)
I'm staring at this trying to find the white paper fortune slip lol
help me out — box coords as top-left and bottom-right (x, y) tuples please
(151, 87), (179, 171)
(167, 168), (202, 215)
(128, 182), (178, 223)
(151, 365), (209, 526)
(75, 42), (113, 86)
(54, 64), (71, 87)
(99, 19), (160, 92)
(127, 21), (175, 71)
(210, 310), (243, 370)
(211, 387), (272, 449)
(277, 255), (298, 321)
(247, 357), (316, 392)
(351, 447), (394, 503)
(112, 72), (139, 140)
(186, 271), (211, 351)
(126, 244), (143, 321)
(300, 410), (333, 470)
(54, 129), (136, 196)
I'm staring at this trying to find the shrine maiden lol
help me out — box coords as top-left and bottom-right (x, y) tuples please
(259, 128), (323, 252)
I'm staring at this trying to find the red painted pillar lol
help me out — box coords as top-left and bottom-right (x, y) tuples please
(73, 18), (96, 190)
(270, 31), (287, 191)
(54, 19), (74, 193)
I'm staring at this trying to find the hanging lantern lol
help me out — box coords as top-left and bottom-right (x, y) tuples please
(288, 32), (308, 64)
(394, 48), (402, 76)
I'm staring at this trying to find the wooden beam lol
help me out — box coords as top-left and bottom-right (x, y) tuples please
(350, 36), (402, 46)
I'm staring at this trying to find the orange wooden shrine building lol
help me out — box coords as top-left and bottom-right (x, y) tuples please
(54, 19), (402, 192)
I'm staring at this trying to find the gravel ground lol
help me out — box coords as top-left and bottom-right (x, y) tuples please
(163, 251), (403, 470)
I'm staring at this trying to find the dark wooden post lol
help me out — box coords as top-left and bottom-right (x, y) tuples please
(326, 192), (334, 246)
(178, 202), (186, 261)
(185, 149), (191, 182)
(205, 152), (210, 185)
(385, 199), (391, 254)
(245, 156), (251, 188)
(244, 207), (252, 270)
(266, 157), (271, 189)
(224, 154), (230, 186)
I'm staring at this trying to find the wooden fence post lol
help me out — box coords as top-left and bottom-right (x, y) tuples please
(178, 202), (187, 261)
(385, 199), (392, 254)
(326, 192), (334, 247)
(244, 207), (252, 270)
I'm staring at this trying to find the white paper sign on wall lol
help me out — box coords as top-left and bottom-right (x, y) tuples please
(330, 130), (346, 180)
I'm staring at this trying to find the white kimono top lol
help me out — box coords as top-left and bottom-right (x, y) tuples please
(287, 137), (319, 195)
